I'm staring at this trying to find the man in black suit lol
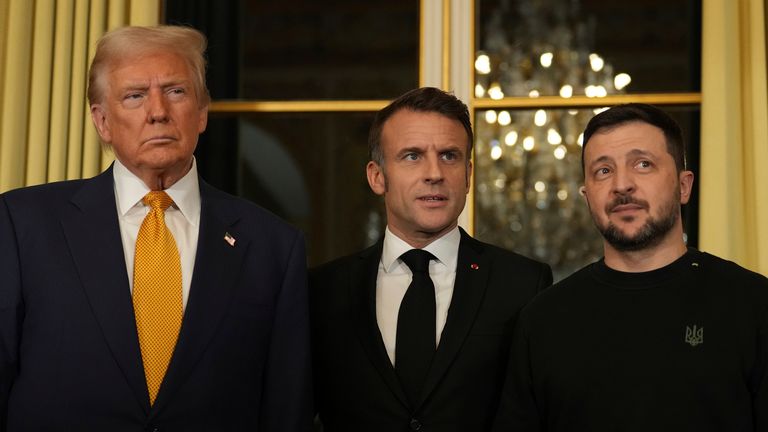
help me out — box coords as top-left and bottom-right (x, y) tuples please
(310, 87), (552, 432)
(0, 26), (311, 431)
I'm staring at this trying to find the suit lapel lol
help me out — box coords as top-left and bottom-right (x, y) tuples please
(152, 180), (248, 412)
(351, 241), (410, 409)
(60, 167), (150, 415)
(417, 228), (490, 408)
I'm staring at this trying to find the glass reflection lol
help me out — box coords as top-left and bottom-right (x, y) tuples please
(476, 0), (701, 97)
(474, 108), (603, 281)
(197, 113), (384, 267)
(474, 107), (700, 281)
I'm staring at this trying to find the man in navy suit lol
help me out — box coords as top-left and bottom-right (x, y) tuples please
(0, 26), (311, 431)
(310, 87), (552, 431)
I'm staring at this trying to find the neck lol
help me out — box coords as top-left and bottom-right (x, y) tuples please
(123, 159), (193, 191)
(603, 228), (688, 272)
(389, 222), (457, 249)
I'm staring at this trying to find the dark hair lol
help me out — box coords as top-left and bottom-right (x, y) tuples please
(368, 87), (473, 165)
(582, 103), (686, 174)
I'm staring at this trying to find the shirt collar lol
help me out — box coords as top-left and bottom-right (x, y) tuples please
(112, 157), (201, 227)
(381, 226), (461, 273)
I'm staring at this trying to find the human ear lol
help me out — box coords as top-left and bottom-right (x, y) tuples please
(90, 105), (112, 143)
(366, 161), (386, 195)
(679, 170), (694, 204)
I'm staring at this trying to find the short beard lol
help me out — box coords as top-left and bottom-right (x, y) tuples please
(594, 193), (680, 252)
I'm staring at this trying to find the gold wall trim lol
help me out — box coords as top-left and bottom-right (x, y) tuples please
(419, 0), (425, 87)
(472, 93), (702, 109)
(442, 0), (450, 90)
(209, 100), (390, 113)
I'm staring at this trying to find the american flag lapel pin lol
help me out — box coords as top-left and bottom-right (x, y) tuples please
(224, 232), (236, 247)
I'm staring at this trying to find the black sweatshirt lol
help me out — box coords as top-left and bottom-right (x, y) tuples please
(493, 249), (768, 432)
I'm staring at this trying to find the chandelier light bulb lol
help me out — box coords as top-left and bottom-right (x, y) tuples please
(614, 73), (632, 90)
(534, 109), (547, 126)
(554, 145), (567, 160)
(559, 84), (573, 98)
(475, 83), (485, 98)
(484, 110), (498, 124)
(595, 85), (607, 97)
(475, 54), (491, 74)
(523, 136), (535, 151)
(534, 181), (546, 192)
(505, 130), (518, 146)
(540, 52), (554, 68)
(529, 89), (540, 98)
(589, 53), (604, 72)
(577, 133), (584, 146)
(547, 128), (562, 145)
(498, 110), (512, 126)
(491, 145), (503, 160)
(488, 84), (504, 100)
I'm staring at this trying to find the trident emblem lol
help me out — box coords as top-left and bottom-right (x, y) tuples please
(685, 325), (704, 347)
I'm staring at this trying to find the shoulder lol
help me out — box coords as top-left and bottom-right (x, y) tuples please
(310, 242), (380, 282)
(1, 179), (87, 208)
(695, 251), (768, 307)
(696, 251), (767, 285)
(519, 263), (596, 321)
(201, 181), (302, 240)
(461, 232), (552, 278)
(1, 179), (90, 224)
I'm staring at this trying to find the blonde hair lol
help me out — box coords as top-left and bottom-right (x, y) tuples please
(87, 25), (210, 107)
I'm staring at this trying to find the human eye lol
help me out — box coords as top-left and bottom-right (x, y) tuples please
(441, 151), (459, 161)
(594, 166), (611, 178)
(121, 92), (144, 108)
(167, 87), (187, 100)
(635, 160), (653, 170)
(403, 152), (419, 161)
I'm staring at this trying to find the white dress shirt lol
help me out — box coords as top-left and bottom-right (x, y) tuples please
(376, 226), (460, 365)
(113, 158), (201, 310)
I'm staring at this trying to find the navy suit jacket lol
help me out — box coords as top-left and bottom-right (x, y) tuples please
(310, 230), (552, 432)
(0, 167), (312, 431)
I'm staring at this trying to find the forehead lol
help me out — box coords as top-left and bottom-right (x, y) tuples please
(381, 109), (467, 151)
(584, 121), (667, 162)
(108, 50), (192, 84)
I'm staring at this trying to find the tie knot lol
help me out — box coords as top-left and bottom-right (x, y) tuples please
(143, 191), (174, 211)
(400, 249), (435, 274)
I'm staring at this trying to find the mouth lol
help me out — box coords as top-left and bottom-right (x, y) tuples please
(418, 194), (448, 202)
(143, 136), (176, 145)
(610, 203), (645, 213)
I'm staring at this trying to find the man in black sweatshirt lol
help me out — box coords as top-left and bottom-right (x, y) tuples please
(493, 103), (768, 432)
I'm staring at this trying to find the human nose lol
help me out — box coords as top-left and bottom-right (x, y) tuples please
(424, 154), (444, 184)
(146, 90), (169, 123)
(611, 167), (635, 195)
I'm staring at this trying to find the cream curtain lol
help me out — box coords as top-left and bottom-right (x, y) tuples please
(701, 0), (768, 275)
(0, 0), (159, 192)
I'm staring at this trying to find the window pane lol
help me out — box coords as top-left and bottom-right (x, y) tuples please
(473, 107), (700, 281)
(165, 0), (420, 100)
(195, 113), (384, 267)
(475, 0), (701, 98)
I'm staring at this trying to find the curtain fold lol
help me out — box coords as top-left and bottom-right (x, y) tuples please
(0, 0), (159, 192)
(701, 0), (768, 275)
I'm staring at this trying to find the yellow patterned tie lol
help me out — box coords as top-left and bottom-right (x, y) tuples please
(133, 191), (183, 405)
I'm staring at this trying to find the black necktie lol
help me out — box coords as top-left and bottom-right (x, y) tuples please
(395, 249), (437, 406)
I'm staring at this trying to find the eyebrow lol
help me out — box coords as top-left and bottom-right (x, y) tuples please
(588, 148), (656, 167)
(119, 78), (189, 92)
